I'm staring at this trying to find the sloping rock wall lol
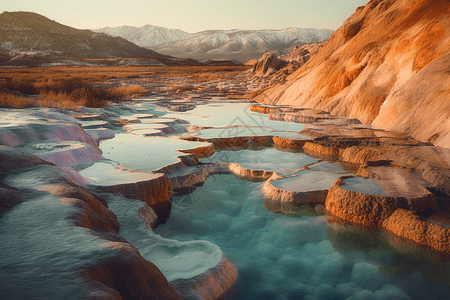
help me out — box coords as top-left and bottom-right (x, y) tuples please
(254, 0), (450, 147)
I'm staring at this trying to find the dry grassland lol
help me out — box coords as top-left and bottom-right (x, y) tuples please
(0, 65), (250, 109)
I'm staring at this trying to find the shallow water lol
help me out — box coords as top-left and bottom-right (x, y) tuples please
(141, 101), (450, 300)
(99, 133), (211, 171)
(271, 170), (342, 192)
(80, 100), (450, 299)
(156, 174), (450, 300)
(201, 148), (318, 176)
(165, 102), (305, 132)
(342, 177), (387, 196)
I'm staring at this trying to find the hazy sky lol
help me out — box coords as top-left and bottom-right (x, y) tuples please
(4, 0), (369, 32)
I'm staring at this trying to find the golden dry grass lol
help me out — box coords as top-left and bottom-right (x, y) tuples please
(0, 65), (250, 109)
(0, 65), (249, 85)
(0, 93), (35, 108)
(113, 85), (149, 97)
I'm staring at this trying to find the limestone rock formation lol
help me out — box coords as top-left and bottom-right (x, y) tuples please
(0, 149), (181, 299)
(252, 52), (282, 77)
(253, 0), (450, 147)
(325, 176), (436, 227)
(93, 173), (173, 224)
(382, 208), (450, 252)
(281, 42), (325, 63)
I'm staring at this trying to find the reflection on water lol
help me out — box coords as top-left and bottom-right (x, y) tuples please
(155, 175), (450, 300)
(99, 133), (210, 172)
(165, 102), (305, 132)
(201, 148), (318, 176)
(105, 100), (450, 299)
(271, 170), (342, 192)
(342, 177), (388, 196)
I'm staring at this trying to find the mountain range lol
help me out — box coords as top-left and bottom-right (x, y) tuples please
(0, 12), (163, 59)
(93, 25), (191, 48)
(95, 26), (334, 62)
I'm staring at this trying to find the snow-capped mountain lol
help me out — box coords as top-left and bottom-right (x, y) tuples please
(94, 25), (191, 48)
(151, 27), (334, 62)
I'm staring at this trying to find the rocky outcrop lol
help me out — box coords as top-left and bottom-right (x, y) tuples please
(156, 154), (200, 174)
(253, 0), (450, 148)
(226, 162), (273, 180)
(263, 179), (329, 206)
(167, 162), (273, 195)
(252, 52), (282, 77)
(382, 208), (450, 252)
(167, 164), (229, 193)
(282, 42), (325, 63)
(325, 176), (436, 227)
(250, 104), (277, 114)
(93, 173), (173, 224)
(177, 144), (216, 159)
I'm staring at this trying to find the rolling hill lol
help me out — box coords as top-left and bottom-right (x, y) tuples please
(0, 11), (165, 59)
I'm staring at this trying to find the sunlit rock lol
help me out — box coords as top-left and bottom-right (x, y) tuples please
(383, 208), (450, 253)
(78, 161), (173, 223)
(253, 0), (450, 147)
(250, 104), (277, 114)
(252, 52), (282, 77)
(167, 164), (229, 193)
(326, 176), (436, 227)
(264, 170), (343, 206)
(17, 141), (104, 167)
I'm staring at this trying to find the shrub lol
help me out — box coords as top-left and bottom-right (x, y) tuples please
(113, 85), (148, 97)
(0, 93), (36, 108)
(0, 78), (39, 95)
(41, 87), (109, 109)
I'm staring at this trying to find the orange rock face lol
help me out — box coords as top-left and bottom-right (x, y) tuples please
(325, 177), (436, 227)
(94, 173), (173, 224)
(254, 0), (450, 147)
(382, 208), (450, 252)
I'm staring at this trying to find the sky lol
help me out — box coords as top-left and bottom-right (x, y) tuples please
(3, 0), (369, 32)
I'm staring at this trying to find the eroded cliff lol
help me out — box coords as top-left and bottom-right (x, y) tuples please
(254, 0), (450, 147)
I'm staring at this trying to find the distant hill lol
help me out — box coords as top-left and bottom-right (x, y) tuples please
(150, 27), (334, 62)
(0, 11), (165, 59)
(94, 25), (191, 48)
